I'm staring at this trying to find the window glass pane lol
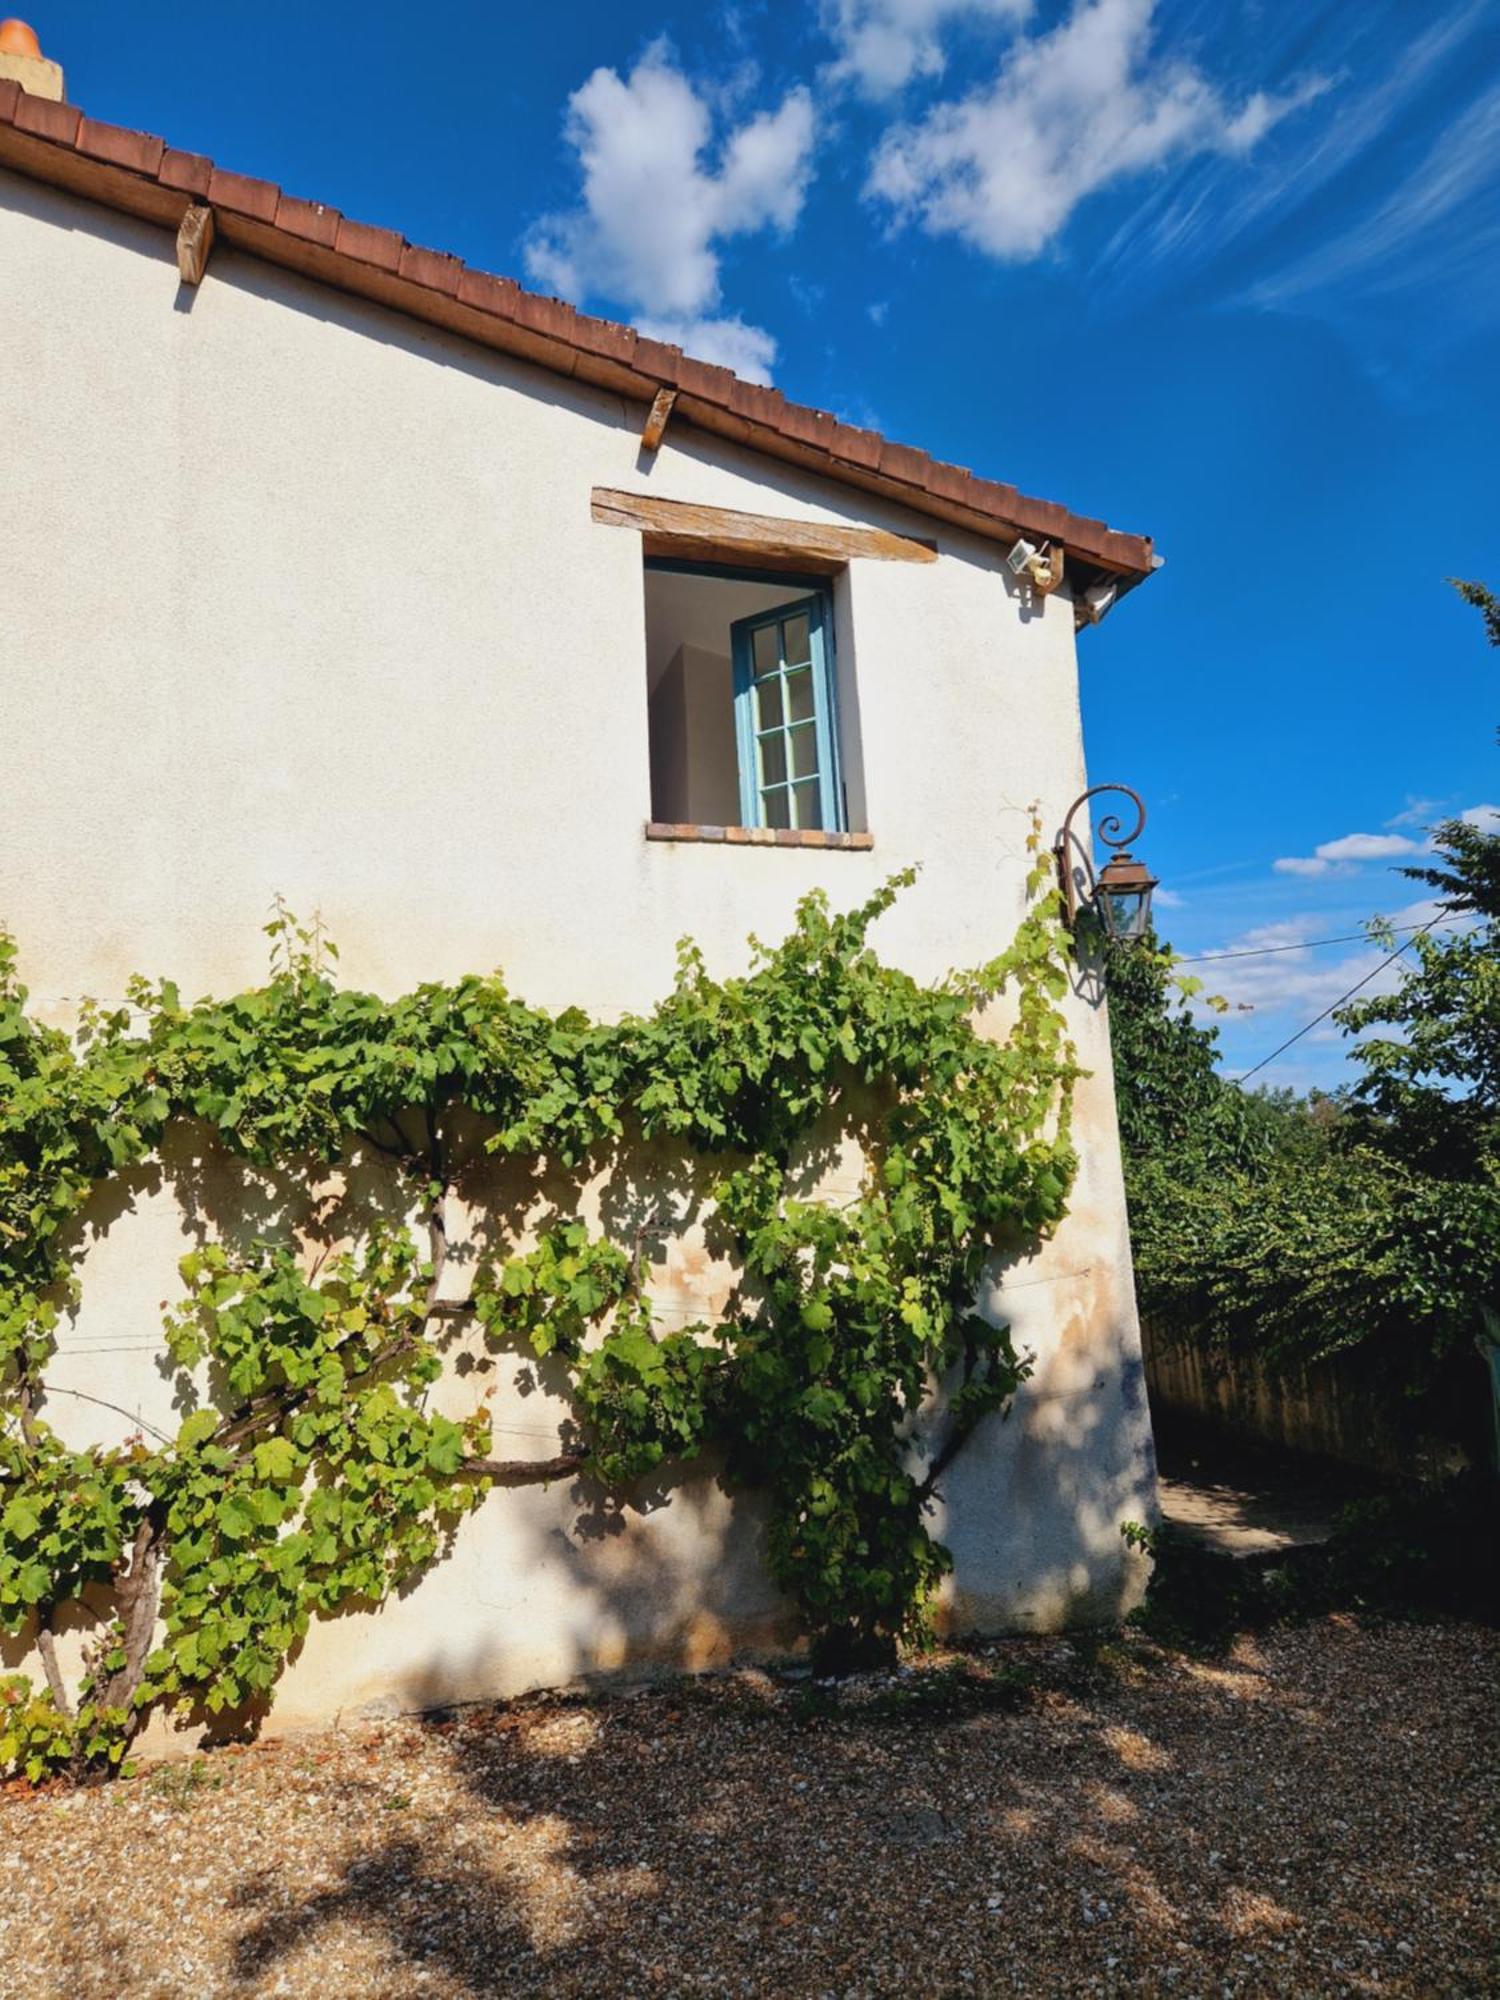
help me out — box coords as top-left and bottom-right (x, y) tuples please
(752, 624), (779, 678)
(782, 613), (811, 667)
(763, 785), (791, 829)
(789, 722), (819, 780)
(758, 733), (788, 789)
(755, 676), (784, 732)
(785, 669), (815, 725)
(791, 780), (822, 830)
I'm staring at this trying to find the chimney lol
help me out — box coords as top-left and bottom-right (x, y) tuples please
(0, 19), (64, 100)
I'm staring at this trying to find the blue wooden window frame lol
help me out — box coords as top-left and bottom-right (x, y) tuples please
(730, 590), (843, 832)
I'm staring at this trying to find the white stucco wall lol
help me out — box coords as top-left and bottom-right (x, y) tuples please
(0, 168), (1156, 1737)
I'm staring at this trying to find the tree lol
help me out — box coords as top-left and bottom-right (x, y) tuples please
(1107, 576), (1500, 1403)
(1339, 582), (1500, 1179)
(1451, 576), (1500, 652)
(1106, 941), (1335, 1179)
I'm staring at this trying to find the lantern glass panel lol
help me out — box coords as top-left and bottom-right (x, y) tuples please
(1101, 884), (1153, 941)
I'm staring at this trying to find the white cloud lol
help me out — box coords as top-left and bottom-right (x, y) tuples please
(524, 41), (815, 374)
(633, 314), (779, 384)
(1270, 856), (1333, 880)
(821, 0), (1033, 99)
(1274, 801), (1495, 881)
(1209, 946), (1397, 1033)
(865, 0), (1323, 260)
(1272, 831), (1424, 878)
(1311, 833), (1423, 864)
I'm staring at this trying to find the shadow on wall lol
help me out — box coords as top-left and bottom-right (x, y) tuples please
(26, 1068), (1151, 1737)
(930, 1232), (1158, 1636)
(386, 1455), (798, 1725)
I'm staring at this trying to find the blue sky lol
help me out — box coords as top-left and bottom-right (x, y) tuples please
(35, 0), (1500, 1088)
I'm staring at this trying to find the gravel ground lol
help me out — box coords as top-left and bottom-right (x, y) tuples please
(0, 1619), (1494, 1999)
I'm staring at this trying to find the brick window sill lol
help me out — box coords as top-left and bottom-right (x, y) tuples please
(645, 822), (874, 851)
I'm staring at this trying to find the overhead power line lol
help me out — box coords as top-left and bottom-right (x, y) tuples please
(1237, 917), (1442, 1084)
(1178, 920), (1455, 965)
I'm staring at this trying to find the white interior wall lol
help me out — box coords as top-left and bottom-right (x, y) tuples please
(647, 642), (743, 823)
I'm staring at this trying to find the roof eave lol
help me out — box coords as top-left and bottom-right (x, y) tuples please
(0, 83), (1159, 589)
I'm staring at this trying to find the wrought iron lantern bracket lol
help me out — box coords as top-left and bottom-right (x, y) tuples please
(1052, 784), (1158, 942)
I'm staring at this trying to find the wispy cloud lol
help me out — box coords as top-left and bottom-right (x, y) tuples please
(1246, 72), (1500, 322)
(524, 39), (816, 382)
(1386, 795), (1447, 829)
(863, 0), (1324, 261)
(1097, 3), (1488, 298)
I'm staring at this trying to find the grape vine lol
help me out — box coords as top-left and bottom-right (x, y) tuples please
(1, 851), (1079, 1781)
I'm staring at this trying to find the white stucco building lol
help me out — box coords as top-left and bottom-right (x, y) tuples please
(0, 37), (1160, 1733)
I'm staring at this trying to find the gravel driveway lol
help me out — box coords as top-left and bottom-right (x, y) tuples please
(1, 1619), (1494, 1998)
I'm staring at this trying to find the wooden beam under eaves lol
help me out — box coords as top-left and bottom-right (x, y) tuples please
(591, 488), (938, 572)
(640, 386), (677, 453)
(175, 203), (215, 285)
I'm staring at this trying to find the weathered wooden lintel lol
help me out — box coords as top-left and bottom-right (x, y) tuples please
(591, 488), (938, 572)
(176, 203), (215, 286)
(640, 386), (677, 453)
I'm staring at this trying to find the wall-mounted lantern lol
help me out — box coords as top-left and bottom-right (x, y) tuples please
(1053, 784), (1158, 943)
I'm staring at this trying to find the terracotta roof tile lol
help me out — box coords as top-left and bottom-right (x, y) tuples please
(924, 462), (977, 507)
(511, 290), (581, 341)
(275, 193), (340, 248)
(877, 440), (932, 487)
(158, 147), (212, 198)
(568, 313), (638, 367)
(724, 378), (766, 422)
(12, 90), (78, 143)
(398, 242), (463, 295)
(207, 165), (279, 224)
(334, 215), (404, 271)
(780, 401), (838, 452)
(631, 337), (685, 385)
(676, 355), (738, 405)
(76, 118), (163, 176)
(0, 90), (1157, 587)
(1024, 499), (1069, 540)
(836, 425), (884, 473)
(455, 266), (517, 317)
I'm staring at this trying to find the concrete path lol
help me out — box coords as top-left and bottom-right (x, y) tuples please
(1156, 1470), (1339, 1556)
(1153, 1428), (1376, 1558)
